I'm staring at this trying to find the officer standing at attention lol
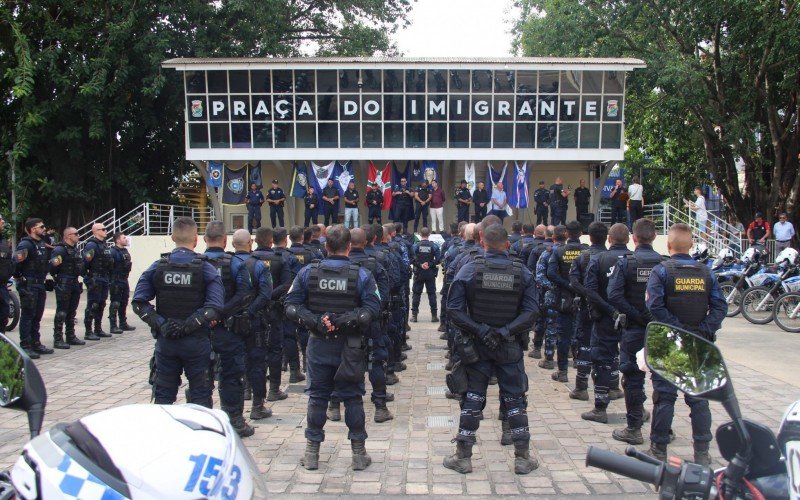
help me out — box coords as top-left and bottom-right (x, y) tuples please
(82, 222), (113, 340)
(607, 218), (664, 445)
(366, 182), (383, 224)
(574, 179), (591, 219)
(267, 179), (286, 228)
(549, 177), (570, 226)
(109, 232), (136, 334)
(285, 225), (381, 471)
(510, 223), (536, 264)
(472, 181), (489, 222)
(132, 217), (223, 407)
(14, 218), (53, 358)
(509, 221), (523, 246)
(49, 227), (86, 349)
(304, 186), (319, 227)
(392, 177), (414, 233)
(322, 179), (341, 226)
(413, 179), (431, 232)
(0, 215), (13, 335)
(534, 181), (550, 225)
(444, 224), (539, 475)
(526, 225), (551, 358)
(645, 222), (726, 464)
(582, 223), (631, 423)
(272, 227), (305, 383)
(546, 221), (586, 382)
(344, 180), (360, 229)
(456, 180), (472, 223)
(287, 226), (315, 374)
(411, 227), (441, 323)
(245, 183), (265, 233)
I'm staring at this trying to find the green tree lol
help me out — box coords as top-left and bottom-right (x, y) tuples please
(515, 0), (800, 225)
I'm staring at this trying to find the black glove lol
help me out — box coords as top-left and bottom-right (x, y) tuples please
(478, 328), (501, 351)
(45, 278), (55, 292)
(640, 309), (654, 326)
(333, 311), (358, 330)
(161, 319), (185, 339)
(316, 313), (332, 334)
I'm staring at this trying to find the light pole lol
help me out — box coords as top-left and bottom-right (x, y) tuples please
(5, 151), (16, 248)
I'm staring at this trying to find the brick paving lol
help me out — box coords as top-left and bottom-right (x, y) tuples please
(1, 297), (798, 497)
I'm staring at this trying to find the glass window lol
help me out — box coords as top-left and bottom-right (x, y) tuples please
(449, 123), (469, 148)
(604, 71), (624, 93)
(339, 94), (360, 121)
(272, 70), (293, 93)
(189, 124), (209, 148)
(471, 123), (491, 148)
(250, 70), (270, 93)
(493, 123), (513, 148)
(538, 70), (559, 93)
(493, 95), (514, 121)
(294, 95), (315, 121)
(362, 122), (382, 148)
(251, 95), (271, 121)
(294, 70), (314, 92)
(495, 70), (515, 93)
(383, 70), (402, 92)
(296, 123), (316, 148)
(383, 95), (404, 120)
(471, 95), (492, 121)
(559, 97), (580, 121)
(406, 69), (426, 92)
(427, 122), (447, 148)
(207, 71), (227, 93)
(601, 124), (622, 148)
(537, 123), (557, 148)
(581, 95), (602, 121)
(515, 123), (536, 148)
(361, 95), (382, 121)
(274, 123), (294, 148)
(602, 96), (623, 122)
(340, 123), (360, 148)
(208, 96), (229, 121)
(231, 123), (251, 148)
(253, 123), (273, 148)
(229, 71), (249, 93)
(471, 70), (493, 93)
(384, 122), (404, 148)
(427, 95), (448, 120)
(515, 95), (537, 122)
(580, 123), (600, 148)
(209, 123), (230, 148)
(361, 69), (382, 91)
(538, 94), (557, 120)
(272, 95), (294, 121)
(516, 71), (537, 94)
(449, 70), (469, 92)
(406, 123), (425, 148)
(583, 71), (602, 93)
(339, 70), (359, 91)
(449, 95), (469, 120)
(316, 94), (337, 121)
(317, 123), (338, 148)
(558, 124), (579, 148)
(229, 96), (249, 122)
(405, 95), (425, 121)
(187, 96), (207, 122)
(316, 70), (337, 92)
(427, 70), (448, 93)
(185, 71), (206, 93)
(560, 70), (581, 93)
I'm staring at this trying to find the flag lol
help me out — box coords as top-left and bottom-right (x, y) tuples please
(308, 161), (337, 206)
(389, 161), (411, 220)
(421, 160), (439, 184)
(486, 161), (513, 216)
(222, 165), (247, 205)
(247, 161), (263, 189)
(335, 160), (354, 196)
(464, 162), (476, 192)
(508, 161), (529, 209)
(368, 161), (393, 209)
(207, 161), (223, 189)
(408, 161), (423, 183)
(290, 161), (308, 197)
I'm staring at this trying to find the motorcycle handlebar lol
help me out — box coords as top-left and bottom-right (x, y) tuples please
(585, 446), (662, 486)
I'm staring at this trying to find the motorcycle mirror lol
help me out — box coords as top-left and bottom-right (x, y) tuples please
(0, 333), (47, 438)
(644, 322), (730, 401)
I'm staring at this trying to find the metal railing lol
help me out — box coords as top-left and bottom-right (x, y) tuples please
(76, 209), (116, 245)
(77, 203), (215, 242)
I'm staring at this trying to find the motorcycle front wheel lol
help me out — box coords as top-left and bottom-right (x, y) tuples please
(773, 292), (800, 333)
(740, 286), (775, 324)
(721, 282), (742, 318)
(6, 289), (20, 331)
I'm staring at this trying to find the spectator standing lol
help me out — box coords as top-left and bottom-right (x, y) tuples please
(773, 213), (795, 253)
(343, 181), (360, 229)
(429, 180), (446, 232)
(473, 181), (489, 221)
(684, 186), (708, 238)
(489, 181), (509, 222)
(627, 176), (644, 226)
(747, 211), (771, 248)
(609, 179), (627, 225)
(549, 177), (569, 225)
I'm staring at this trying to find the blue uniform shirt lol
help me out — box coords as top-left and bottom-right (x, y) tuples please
(607, 244), (662, 325)
(584, 243), (630, 316)
(15, 238), (46, 280)
(49, 244), (80, 278)
(245, 190), (265, 207)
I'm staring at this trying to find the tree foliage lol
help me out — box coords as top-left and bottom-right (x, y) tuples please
(0, 0), (411, 232)
(515, 0), (800, 225)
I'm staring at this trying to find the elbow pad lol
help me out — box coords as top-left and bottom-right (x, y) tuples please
(132, 301), (164, 330)
(185, 307), (219, 334)
(357, 309), (372, 329)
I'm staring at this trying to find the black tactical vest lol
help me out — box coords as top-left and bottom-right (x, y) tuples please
(18, 237), (49, 278)
(663, 260), (712, 328)
(53, 244), (84, 278)
(86, 237), (113, 277)
(153, 257), (206, 320)
(289, 246), (314, 266)
(623, 254), (666, 312)
(252, 249), (285, 286)
(415, 241), (435, 267)
(112, 247), (132, 280)
(206, 253), (237, 302)
(307, 262), (361, 314)
(518, 238), (536, 266)
(529, 240), (551, 271)
(555, 241), (585, 280)
(596, 248), (633, 300)
(468, 257), (523, 327)
(350, 252), (378, 275)
(0, 238), (14, 280)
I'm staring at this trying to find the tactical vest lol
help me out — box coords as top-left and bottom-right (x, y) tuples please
(153, 257), (206, 320)
(18, 237), (49, 278)
(578, 246), (605, 278)
(554, 242), (584, 280)
(596, 249), (633, 300)
(623, 253), (666, 312)
(415, 241), (435, 268)
(0, 238), (14, 280)
(112, 247), (132, 280)
(663, 260), (712, 328)
(469, 257), (524, 327)
(86, 238), (114, 277)
(289, 246), (313, 266)
(517, 238), (536, 265)
(529, 240), (551, 271)
(252, 249), (285, 286)
(206, 253), (237, 302)
(53, 243), (84, 278)
(350, 253), (378, 274)
(306, 263), (361, 314)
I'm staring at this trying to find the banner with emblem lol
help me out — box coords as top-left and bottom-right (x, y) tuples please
(368, 161), (393, 209)
(308, 161), (337, 206)
(486, 161), (513, 216)
(222, 165), (247, 205)
(421, 160), (438, 184)
(207, 161), (223, 189)
(408, 161), (423, 183)
(335, 160), (354, 197)
(247, 161), (263, 189)
(290, 161), (309, 197)
(464, 162), (476, 192)
(508, 161), (529, 209)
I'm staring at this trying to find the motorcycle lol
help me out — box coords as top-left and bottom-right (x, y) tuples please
(772, 291), (800, 333)
(740, 264), (800, 325)
(0, 333), (267, 499)
(585, 322), (797, 499)
(6, 279), (20, 331)
(720, 247), (769, 318)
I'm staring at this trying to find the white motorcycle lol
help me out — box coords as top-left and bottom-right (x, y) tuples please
(0, 333), (267, 499)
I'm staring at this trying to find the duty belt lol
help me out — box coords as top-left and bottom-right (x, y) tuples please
(56, 277), (81, 284)
(21, 277), (45, 285)
(310, 331), (348, 341)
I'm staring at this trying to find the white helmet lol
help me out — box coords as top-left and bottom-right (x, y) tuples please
(742, 246), (762, 264)
(690, 243), (708, 261)
(711, 247), (736, 270)
(776, 247), (799, 266)
(11, 404), (267, 499)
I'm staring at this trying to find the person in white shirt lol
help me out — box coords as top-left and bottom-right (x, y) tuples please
(627, 176), (644, 226)
(774, 212), (796, 253)
(489, 182), (508, 222)
(684, 186), (708, 237)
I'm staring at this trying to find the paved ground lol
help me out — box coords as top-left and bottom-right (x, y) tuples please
(1, 295), (798, 497)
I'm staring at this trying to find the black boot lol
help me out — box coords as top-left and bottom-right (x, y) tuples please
(250, 398), (273, 420)
(443, 441), (473, 474)
(53, 333), (70, 350)
(693, 441), (711, 466)
(431, 313), (438, 322)
(500, 420), (513, 446)
(374, 400), (393, 423)
(224, 407), (255, 438)
(65, 332), (85, 346)
(581, 407), (608, 423)
(109, 317), (122, 334)
(351, 440), (372, 470)
(300, 440), (320, 470)
(612, 426), (644, 445)
(646, 442), (667, 461)
(85, 327), (100, 341)
(267, 384), (288, 401)
(514, 443), (539, 474)
(119, 315), (136, 331)
(411, 313), (417, 323)
(289, 363), (306, 383)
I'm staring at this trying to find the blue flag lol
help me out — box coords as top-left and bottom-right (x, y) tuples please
(308, 161), (337, 206)
(335, 160), (354, 196)
(222, 165), (246, 205)
(508, 161), (529, 208)
(247, 161), (263, 189)
(420, 160), (439, 185)
(207, 161), (223, 189)
(408, 161), (423, 183)
(290, 161), (308, 197)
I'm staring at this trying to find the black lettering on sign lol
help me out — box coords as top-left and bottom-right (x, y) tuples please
(636, 268), (652, 283)
(319, 278), (347, 291)
(482, 272), (514, 291)
(163, 272), (193, 286)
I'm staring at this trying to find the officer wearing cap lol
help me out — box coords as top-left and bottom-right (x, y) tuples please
(391, 178), (414, 232)
(366, 183), (383, 224)
(132, 217), (223, 407)
(444, 224), (539, 475)
(15, 218), (53, 357)
(0, 215), (13, 335)
(607, 218), (664, 444)
(267, 179), (286, 228)
(411, 227), (441, 323)
(82, 222), (113, 340)
(645, 222), (726, 465)
(109, 232), (136, 333)
(245, 183), (265, 232)
(534, 181), (550, 225)
(49, 227), (86, 349)
(456, 180), (472, 223)
(285, 225), (381, 471)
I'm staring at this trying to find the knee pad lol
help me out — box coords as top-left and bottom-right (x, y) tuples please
(90, 302), (99, 313)
(155, 370), (181, 392)
(109, 301), (120, 312)
(463, 391), (486, 409)
(502, 393), (527, 410)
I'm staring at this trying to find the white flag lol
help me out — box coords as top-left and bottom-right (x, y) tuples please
(464, 162), (476, 192)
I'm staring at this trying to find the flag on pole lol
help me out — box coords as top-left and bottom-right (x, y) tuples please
(221, 165), (247, 205)
(335, 160), (354, 196)
(368, 161), (393, 209)
(207, 161), (223, 189)
(308, 161), (337, 206)
(290, 161), (308, 197)
(486, 161), (513, 216)
(247, 161), (263, 189)
(464, 162), (476, 192)
(508, 161), (529, 208)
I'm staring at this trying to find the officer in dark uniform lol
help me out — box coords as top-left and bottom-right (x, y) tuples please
(307, 225), (326, 258)
(534, 181), (550, 225)
(203, 225), (258, 436)
(608, 218), (664, 445)
(15, 218), (53, 357)
(582, 223), (631, 423)
(322, 179), (341, 226)
(528, 225), (553, 359)
(366, 183), (383, 224)
(645, 222), (726, 465)
(109, 232), (136, 334)
(245, 183), (265, 232)
(304, 186), (319, 227)
(272, 227), (304, 382)
(574, 179), (591, 219)
(472, 181), (489, 222)
(549, 177), (569, 226)
(82, 222), (113, 340)
(0, 215), (13, 335)
(546, 222), (586, 382)
(510, 223), (536, 264)
(413, 180), (431, 232)
(49, 227), (86, 349)
(132, 217), (223, 408)
(411, 227), (441, 322)
(439, 222), (464, 333)
(267, 179), (286, 228)
(567, 222), (608, 400)
(375, 224), (405, 387)
(285, 225), (381, 471)
(456, 180), (472, 223)
(444, 224), (539, 475)
(288, 225), (315, 374)
(508, 221), (523, 246)
(391, 178), (414, 232)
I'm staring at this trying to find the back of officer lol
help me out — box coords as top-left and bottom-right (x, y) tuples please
(526, 225), (552, 358)
(510, 223), (536, 264)
(582, 223), (631, 423)
(0, 215), (13, 335)
(607, 218), (664, 445)
(411, 227), (441, 323)
(546, 222), (586, 382)
(284, 225), (381, 472)
(306, 224), (327, 258)
(568, 222), (608, 400)
(15, 218), (52, 357)
(645, 222), (726, 465)
(109, 232), (136, 333)
(288, 225), (315, 373)
(203, 224), (259, 436)
(288, 225), (314, 269)
(444, 224), (539, 475)
(363, 224), (396, 392)
(438, 222), (464, 333)
(82, 222), (114, 339)
(132, 217), (223, 408)
(49, 227), (86, 349)
(374, 223), (405, 386)
(509, 221), (523, 246)
(273, 227), (304, 383)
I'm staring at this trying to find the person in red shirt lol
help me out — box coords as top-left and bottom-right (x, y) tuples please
(747, 212), (771, 247)
(429, 180), (446, 232)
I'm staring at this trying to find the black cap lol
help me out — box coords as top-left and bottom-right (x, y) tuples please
(460, 179), (467, 184)
(755, 211), (764, 218)
(271, 179), (279, 184)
